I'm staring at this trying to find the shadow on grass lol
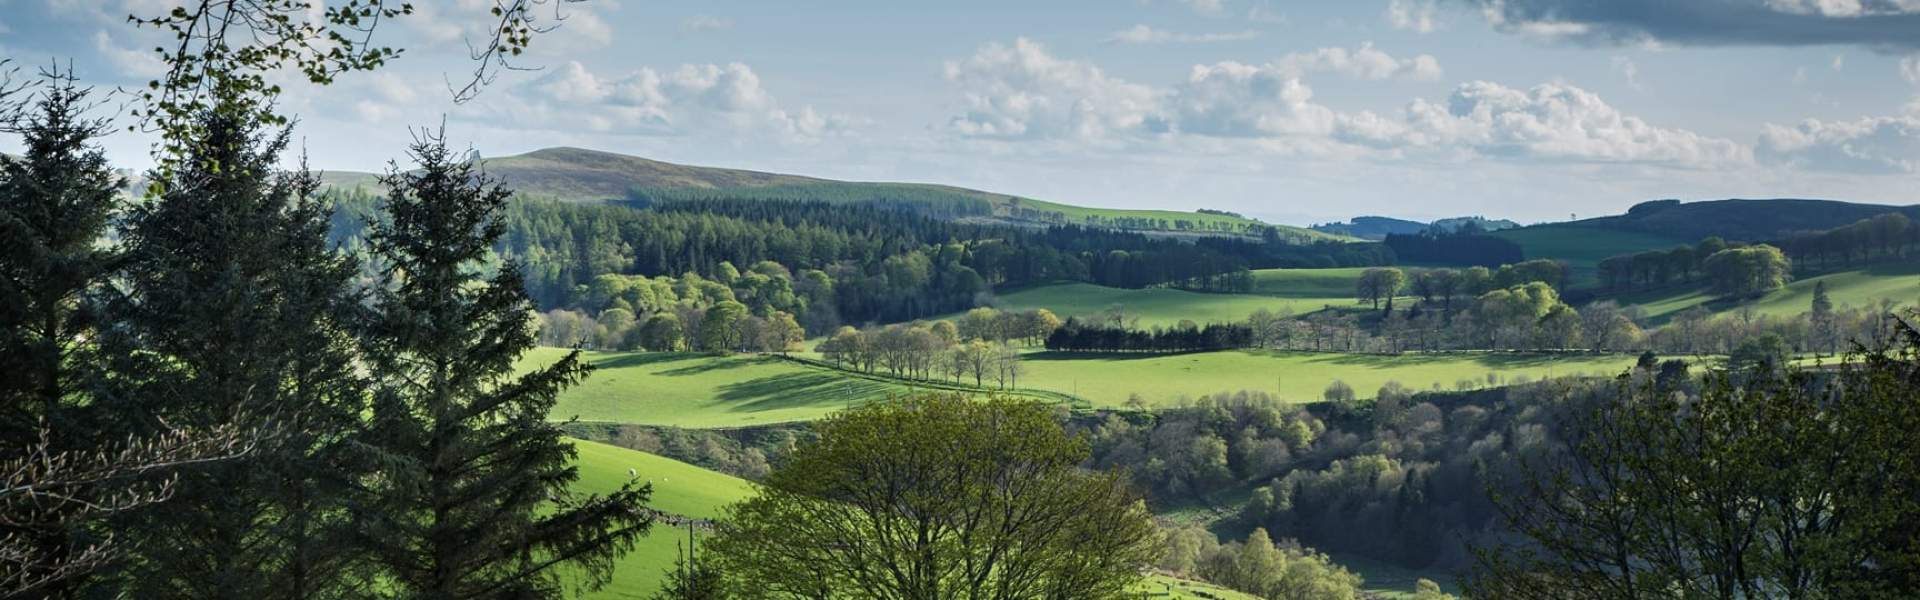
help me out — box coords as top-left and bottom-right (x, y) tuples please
(655, 356), (758, 376)
(714, 371), (898, 413)
(588, 352), (703, 370)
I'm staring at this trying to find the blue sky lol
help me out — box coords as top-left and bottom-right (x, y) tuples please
(4, 0), (1920, 224)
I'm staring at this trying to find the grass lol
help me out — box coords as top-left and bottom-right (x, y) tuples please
(1248, 268), (1370, 297)
(1591, 262), (1920, 324)
(1329, 552), (1460, 599)
(984, 282), (1357, 328)
(1018, 350), (1643, 408)
(566, 439), (754, 600)
(530, 348), (1058, 429)
(1014, 197), (1350, 242)
(1492, 226), (1689, 286)
(527, 348), (927, 428)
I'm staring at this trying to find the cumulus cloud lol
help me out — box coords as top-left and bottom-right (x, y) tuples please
(940, 40), (1737, 167)
(1465, 0), (1920, 49)
(490, 60), (859, 141)
(1388, 0), (1440, 33)
(1272, 43), (1444, 80)
(92, 29), (165, 78)
(679, 14), (732, 35)
(1404, 81), (1750, 166)
(1153, 0), (1231, 14)
(1105, 25), (1258, 44)
(1757, 115), (1920, 173)
(941, 38), (1164, 139)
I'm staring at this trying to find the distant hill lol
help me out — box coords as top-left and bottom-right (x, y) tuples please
(319, 146), (1348, 243)
(1576, 198), (1920, 242)
(1310, 215), (1517, 240)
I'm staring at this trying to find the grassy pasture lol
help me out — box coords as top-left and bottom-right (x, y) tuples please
(567, 440), (754, 599)
(1014, 198), (1349, 242)
(1018, 350), (1642, 408)
(528, 348), (924, 428)
(1590, 262), (1920, 324)
(1248, 267), (1369, 297)
(986, 282), (1356, 328)
(1492, 226), (1689, 286)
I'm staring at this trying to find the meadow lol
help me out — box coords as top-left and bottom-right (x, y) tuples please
(1592, 262), (1920, 324)
(1491, 226), (1688, 286)
(567, 440), (754, 599)
(1013, 197), (1349, 242)
(1017, 350), (1642, 408)
(1248, 267), (1370, 297)
(526, 348), (928, 428)
(984, 282), (1357, 328)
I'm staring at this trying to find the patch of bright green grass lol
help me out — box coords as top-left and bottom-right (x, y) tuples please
(529, 348), (923, 428)
(567, 440), (753, 599)
(1593, 262), (1920, 324)
(1329, 552), (1461, 599)
(1493, 226), (1689, 286)
(987, 283), (1356, 328)
(1249, 268), (1369, 297)
(1017, 350), (1642, 408)
(1015, 198), (1349, 242)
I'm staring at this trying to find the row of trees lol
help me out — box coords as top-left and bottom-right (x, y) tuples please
(1783, 211), (1918, 269)
(1596, 237), (1793, 298)
(1044, 318), (1257, 353)
(1355, 260), (1572, 314)
(815, 322), (1028, 388)
(2, 79), (650, 599)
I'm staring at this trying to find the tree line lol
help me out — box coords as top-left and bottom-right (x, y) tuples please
(2, 80), (650, 599)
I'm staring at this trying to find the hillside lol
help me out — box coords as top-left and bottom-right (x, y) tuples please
(319, 146), (1341, 241)
(567, 440), (753, 600)
(1570, 198), (1920, 242)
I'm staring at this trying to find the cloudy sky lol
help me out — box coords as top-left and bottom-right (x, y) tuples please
(5, 0), (1920, 224)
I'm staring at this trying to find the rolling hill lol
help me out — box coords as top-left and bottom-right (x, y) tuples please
(1557, 198), (1920, 244)
(319, 146), (1343, 241)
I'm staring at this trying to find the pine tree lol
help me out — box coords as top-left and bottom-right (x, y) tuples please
(650, 545), (725, 600)
(353, 130), (652, 600)
(0, 69), (126, 599)
(99, 107), (364, 600)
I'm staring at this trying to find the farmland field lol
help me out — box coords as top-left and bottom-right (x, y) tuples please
(1249, 267), (1370, 297)
(986, 282), (1356, 328)
(1591, 262), (1920, 323)
(527, 348), (923, 428)
(568, 440), (754, 599)
(1492, 226), (1689, 285)
(1017, 350), (1642, 408)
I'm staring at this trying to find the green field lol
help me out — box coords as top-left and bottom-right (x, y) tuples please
(1014, 198), (1349, 242)
(1019, 350), (1642, 408)
(567, 440), (754, 600)
(1493, 226), (1689, 286)
(1249, 267), (1369, 297)
(529, 348), (925, 428)
(1593, 263), (1920, 324)
(986, 282), (1356, 328)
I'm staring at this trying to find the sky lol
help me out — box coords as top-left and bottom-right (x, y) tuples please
(4, 0), (1920, 225)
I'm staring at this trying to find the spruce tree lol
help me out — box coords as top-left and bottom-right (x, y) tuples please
(354, 130), (652, 600)
(99, 107), (364, 600)
(0, 70), (125, 599)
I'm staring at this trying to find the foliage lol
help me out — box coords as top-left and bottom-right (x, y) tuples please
(352, 131), (653, 599)
(1702, 243), (1792, 298)
(709, 393), (1162, 600)
(1466, 332), (1920, 599)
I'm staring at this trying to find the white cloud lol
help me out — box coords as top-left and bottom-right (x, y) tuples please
(1246, 6), (1288, 23)
(488, 60), (859, 141)
(1272, 43), (1444, 81)
(91, 29), (165, 79)
(679, 13), (732, 35)
(941, 38), (1164, 139)
(1904, 54), (1920, 84)
(1105, 25), (1258, 44)
(1612, 56), (1641, 89)
(1412, 81), (1749, 166)
(1143, 0), (1230, 14)
(1763, 0), (1920, 17)
(1172, 62), (1346, 137)
(1831, 53), (1845, 70)
(1388, 0), (1440, 33)
(1757, 115), (1920, 173)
